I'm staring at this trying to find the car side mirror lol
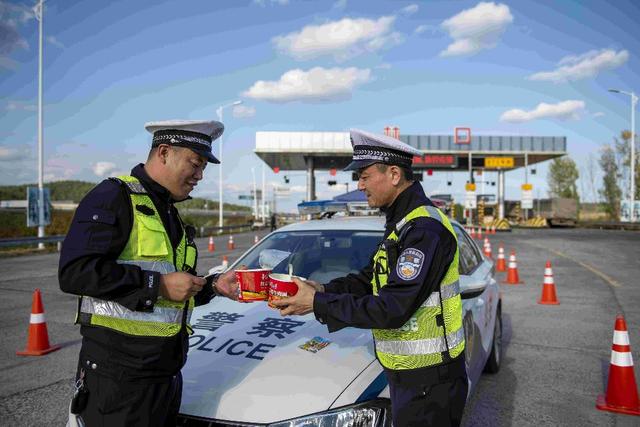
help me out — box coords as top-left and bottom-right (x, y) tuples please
(460, 281), (487, 300)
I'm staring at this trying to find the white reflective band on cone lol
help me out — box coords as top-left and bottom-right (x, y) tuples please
(613, 330), (630, 346)
(509, 256), (516, 261)
(30, 313), (45, 324)
(509, 262), (516, 268)
(544, 276), (554, 284)
(611, 350), (634, 367)
(545, 268), (553, 275)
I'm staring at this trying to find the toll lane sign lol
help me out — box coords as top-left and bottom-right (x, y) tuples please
(464, 183), (477, 209)
(521, 183), (533, 209)
(485, 157), (514, 168)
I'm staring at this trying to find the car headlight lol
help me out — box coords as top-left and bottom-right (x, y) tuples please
(268, 399), (391, 427)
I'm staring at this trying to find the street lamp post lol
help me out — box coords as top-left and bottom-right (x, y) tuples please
(215, 100), (242, 231)
(35, 0), (45, 249)
(609, 88), (638, 222)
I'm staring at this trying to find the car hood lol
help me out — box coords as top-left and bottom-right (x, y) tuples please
(180, 298), (377, 424)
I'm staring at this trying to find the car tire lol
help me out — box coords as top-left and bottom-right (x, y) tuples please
(483, 306), (502, 374)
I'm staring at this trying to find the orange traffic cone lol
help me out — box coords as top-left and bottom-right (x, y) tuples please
(222, 255), (229, 269)
(227, 235), (235, 250)
(496, 244), (506, 272)
(485, 226), (490, 236)
(208, 236), (215, 253)
(491, 225), (496, 234)
(254, 235), (259, 244)
(477, 227), (483, 239)
(470, 227), (476, 238)
(502, 251), (523, 285)
(17, 289), (61, 356)
(484, 241), (493, 259)
(596, 315), (640, 416)
(538, 261), (559, 305)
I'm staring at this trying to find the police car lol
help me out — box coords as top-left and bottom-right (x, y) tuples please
(178, 215), (502, 426)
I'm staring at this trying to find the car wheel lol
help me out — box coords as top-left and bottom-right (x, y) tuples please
(483, 306), (501, 374)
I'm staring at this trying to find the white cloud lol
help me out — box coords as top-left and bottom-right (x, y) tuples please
(528, 49), (629, 83)
(333, 0), (347, 10)
(253, 0), (289, 6)
(592, 111), (605, 118)
(232, 105), (256, 119)
(500, 100), (585, 123)
(0, 145), (29, 161)
(401, 4), (419, 15)
(273, 16), (403, 60)
(46, 35), (64, 49)
(92, 161), (117, 177)
(6, 100), (36, 111)
(440, 2), (513, 57)
(414, 24), (429, 34)
(243, 67), (371, 103)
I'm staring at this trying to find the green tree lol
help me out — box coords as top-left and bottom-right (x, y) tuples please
(614, 130), (640, 200)
(547, 156), (579, 199)
(599, 145), (622, 220)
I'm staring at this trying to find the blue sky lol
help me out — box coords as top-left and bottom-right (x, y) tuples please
(0, 0), (638, 211)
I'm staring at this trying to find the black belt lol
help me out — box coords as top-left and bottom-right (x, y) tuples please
(384, 354), (466, 387)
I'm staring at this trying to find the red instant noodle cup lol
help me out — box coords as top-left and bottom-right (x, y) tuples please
(235, 269), (271, 302)
(268, 274), (304, 308)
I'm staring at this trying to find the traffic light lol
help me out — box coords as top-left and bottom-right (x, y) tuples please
(531, 168), (537, 175)
(328, 180), (337, 186)
(352, 172), (359, 181)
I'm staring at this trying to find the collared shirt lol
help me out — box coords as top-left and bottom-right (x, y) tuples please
(58, 164), (213, 378)
(313, 181), (456, 333)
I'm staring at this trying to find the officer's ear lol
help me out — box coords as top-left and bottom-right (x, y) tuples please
(154, 144), (171, 164)
(388, 165), (403, 186)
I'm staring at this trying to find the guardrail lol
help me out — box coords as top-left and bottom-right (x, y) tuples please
(0, 235), (65, 248)
(1, 223), (259, 248)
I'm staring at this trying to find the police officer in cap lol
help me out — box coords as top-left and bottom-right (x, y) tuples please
(59, 120), (241, 426)
(273, 129), (468, 426)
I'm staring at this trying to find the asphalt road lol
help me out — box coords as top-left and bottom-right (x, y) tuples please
(0, 228), (638, 426)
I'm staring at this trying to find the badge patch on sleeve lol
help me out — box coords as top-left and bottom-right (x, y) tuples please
(396, 248), (425, 280)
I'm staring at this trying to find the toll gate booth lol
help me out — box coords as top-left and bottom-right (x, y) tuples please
(255, 131), (566, 220)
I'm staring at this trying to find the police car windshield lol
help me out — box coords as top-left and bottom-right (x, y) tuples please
(237, 230), (383, 283)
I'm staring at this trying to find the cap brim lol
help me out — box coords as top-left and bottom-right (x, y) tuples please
(343, 159), (379, 171)
(191, 148), (220, 164)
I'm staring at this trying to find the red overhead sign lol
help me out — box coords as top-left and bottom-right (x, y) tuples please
(454, 127), (471, 144)
(413, 154), (458, 168)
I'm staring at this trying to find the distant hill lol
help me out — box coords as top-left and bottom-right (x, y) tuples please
(0, 180), (250, 211)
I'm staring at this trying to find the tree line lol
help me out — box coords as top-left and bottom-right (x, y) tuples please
(547, 130), (638, 221)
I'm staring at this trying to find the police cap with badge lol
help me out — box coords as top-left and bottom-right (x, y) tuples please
(344, 129), (423, 171)
(144, 120), (225, 164)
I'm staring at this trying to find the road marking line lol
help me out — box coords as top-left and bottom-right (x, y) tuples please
(525, 243), (622, 288)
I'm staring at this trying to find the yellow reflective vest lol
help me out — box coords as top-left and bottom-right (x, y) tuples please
(372, 205), (465, 370)
(76, 175), (197, 337)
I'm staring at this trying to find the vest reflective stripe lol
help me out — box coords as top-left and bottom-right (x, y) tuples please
(420, 280), (460, 308)
(118, 259), (176, 275)
(375, 328), (465, 355)
(122, 181), (147, 194)
(81, 296), (184, 324)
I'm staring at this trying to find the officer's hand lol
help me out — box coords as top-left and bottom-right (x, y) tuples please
(215, 266), (243, 301)
(159, 272), (205, 302)
(271, 277), (316, 316)
(304, 279), (324, 293)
